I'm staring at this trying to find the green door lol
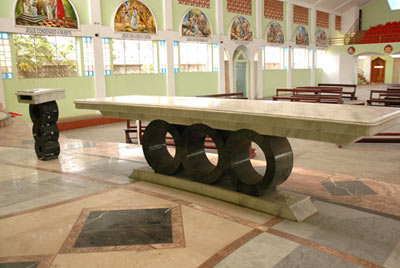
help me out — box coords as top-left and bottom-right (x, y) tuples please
(235, 62), (247, 97)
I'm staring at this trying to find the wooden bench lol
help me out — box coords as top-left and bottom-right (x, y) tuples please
(367, 88), (400, 107)
(318, 83), (357, 100)
(196, 92), (247, 99)
(273, 87), (343, 104)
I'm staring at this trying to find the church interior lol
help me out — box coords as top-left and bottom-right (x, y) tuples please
(0, 0), (399, 267)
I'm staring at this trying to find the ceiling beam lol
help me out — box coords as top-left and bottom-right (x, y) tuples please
(312, 0), (325, 7)
(333, 0), (354, 12)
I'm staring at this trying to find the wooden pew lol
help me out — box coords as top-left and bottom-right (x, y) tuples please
(367, 88), (400, 107)
(318, 83), (357, 100)
(296, 87), (343, 104)
(273, 87), (343, 104)
(196, 92), (247, 99)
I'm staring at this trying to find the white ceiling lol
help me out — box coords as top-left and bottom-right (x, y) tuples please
(287, 0), (374, 14)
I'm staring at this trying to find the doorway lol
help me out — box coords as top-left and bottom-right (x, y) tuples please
(233, 48), (249, 97)
(371, 57), (386, 83)
(235, 62), (247, 97)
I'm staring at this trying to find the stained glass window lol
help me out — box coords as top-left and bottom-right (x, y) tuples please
(82, 37), (94, 77)
(103, 38), (111, 76)
(0, 33), (13, 79)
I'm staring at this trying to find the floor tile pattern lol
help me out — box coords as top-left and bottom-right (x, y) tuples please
(321, 180), (377, 196)
(0, 118), (399, 268)
(0, 262), (39, 268)
(74, 208), (173, 247)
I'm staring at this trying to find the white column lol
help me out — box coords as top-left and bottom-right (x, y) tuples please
(311, 9), (316, 45)
(0, 80), (5, 108)
(311, 49), (316, 86)
(255, 0), (263, 98)
(249, 59), (255, 99)
(89, 0), (102, 25)
(89, 0), (106, 98)
(216, 0), (224, 36)
(229, 55), (234, 94)
(92, 38), (106, 98)
(257, 46), (263, 98)
(286, 3), (293, 88)
(166, 41), (176, 96)
(311, 9), (316, 86)
(256, 0), (263, 39)
(287, 47), (292, 88)
(216, 0), (225, 93)
(163, 0), (173, 31)
(286, 3), (292, 42)
(329, 14), (335, 39)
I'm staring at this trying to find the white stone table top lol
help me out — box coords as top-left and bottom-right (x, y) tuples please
(75, 95), (400, 144)
(16, 88), (65, 104)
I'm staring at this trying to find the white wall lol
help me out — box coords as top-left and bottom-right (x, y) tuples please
(342, 6), (360, 33)
(322, 54), (356, 84)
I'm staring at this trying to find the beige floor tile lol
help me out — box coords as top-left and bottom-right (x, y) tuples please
(0, 164), (39, 182)
(0, 188), (176, 257)
(133, 181), (274, 225)
(384, 239), (400, 268)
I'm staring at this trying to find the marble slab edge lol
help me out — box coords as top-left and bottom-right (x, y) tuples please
(129, 169), (318, 222)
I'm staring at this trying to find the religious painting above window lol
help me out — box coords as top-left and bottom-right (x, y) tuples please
(295, 26), (309, 46)
(384, 45), (393, 54)
(15, 0), (78, 29)
(347, 46), (355, 55)
(114, 0), (156, 34)
(315, 29), (327, 47)
(230, 16), (253, 41)
(266, 21), (284, 44)
(181, 9), (211, 38)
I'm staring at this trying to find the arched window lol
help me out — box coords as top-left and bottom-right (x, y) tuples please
(114, 0), (157, 34)
(15, 0), (79, 29)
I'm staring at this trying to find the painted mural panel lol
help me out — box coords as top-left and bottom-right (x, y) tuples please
(295, 26), (309, 46)
(15, 0), (78, 29)
(315, 28), (327, 47)
(266, 21), (284, 44)
(230, 16), (253, 41)
(114, 0), (156, 34)
(181, 9), (211, 38)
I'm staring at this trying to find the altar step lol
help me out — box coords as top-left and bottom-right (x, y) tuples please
(0, 103), (12, 128)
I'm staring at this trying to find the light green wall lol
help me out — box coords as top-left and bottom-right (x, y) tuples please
(175, 72), (218, 96)
(4, 77), (96, 121)
(362, 0), (400, 30)
(371, 55), (394, 84)
(0, 0), (15, 18)
(328, 42), (400, 55)
(262, 70), (287, 97)
(292, 69), (311, 88)
(101, 0), (164, 30)
(224, 0), (256, 37)
(315, 68), (323, 84)
(105, 74), (166, 96)
(262, 2), (287, 41)
(172, 0), (216, 34)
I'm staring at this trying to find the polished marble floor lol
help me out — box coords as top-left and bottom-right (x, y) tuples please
(0, 117), (399, 268)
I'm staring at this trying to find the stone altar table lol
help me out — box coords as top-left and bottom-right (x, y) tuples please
(75, 96), (400, 221)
